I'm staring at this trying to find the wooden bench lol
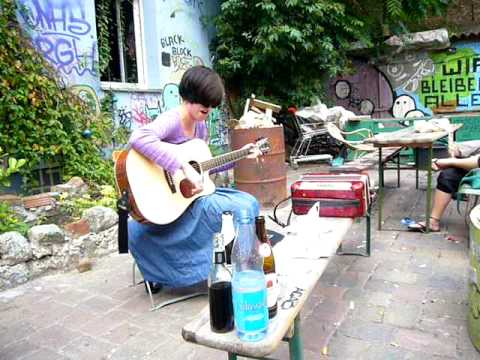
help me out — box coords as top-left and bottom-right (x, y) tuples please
(182, 217), (353, 359)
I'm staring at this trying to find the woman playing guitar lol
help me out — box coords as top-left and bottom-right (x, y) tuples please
(127, 66), (261, 292)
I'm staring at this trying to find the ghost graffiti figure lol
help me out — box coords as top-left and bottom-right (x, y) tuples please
(335, 80), (351, 100)
(162, 83), (180, 111)
(392, 95), (416, 118)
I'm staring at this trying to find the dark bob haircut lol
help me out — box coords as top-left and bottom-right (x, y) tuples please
(179, 65), (224, 108)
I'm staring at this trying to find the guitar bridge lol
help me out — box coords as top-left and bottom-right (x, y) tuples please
(164, 170), (176, 194)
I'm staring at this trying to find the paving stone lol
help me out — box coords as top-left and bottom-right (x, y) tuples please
(337, 318), (396, 343)
(348, 302), (385, 323)
(0, 339), (40, 359)
(393, 328), (457, 357)
(425, 288), (468, 305)
(101, 321), (143, 345)
(21, 347), (69, 360)
(29, 300), (74, 327)
(0, 319), (37, 347)
(79, 310), (133, 337)
(76, 294), (123, 315)
(327, 333), (372, 359)
(302, 320), (337, 353)
(421, 301), (469, 320)
(305, 297), (349, 324)
(333, 271), (372, 289)
(59, 335), (113, 359)
(346, 257), (379, 273)
(390, 283), (427, 304)
(371, 268), (418, 284)
(383, 303), (421, 328)
(53, 288), (94, 307)
(363, 278), (399, 294)
(60, 307), (96, 331)
(416, 317), (463, 339)
(27, 324), (81, 350)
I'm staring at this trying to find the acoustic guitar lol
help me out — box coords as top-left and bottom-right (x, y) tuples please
(115, 138), (270, 225)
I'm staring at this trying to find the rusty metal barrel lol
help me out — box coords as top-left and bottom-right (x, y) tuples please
(231, 125), (287, 207)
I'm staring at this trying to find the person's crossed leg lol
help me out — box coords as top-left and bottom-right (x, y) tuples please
(409, 155), (480, 233)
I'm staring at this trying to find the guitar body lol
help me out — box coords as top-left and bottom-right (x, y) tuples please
(115, 139), (216, 225)
(114, 137), (270, 225)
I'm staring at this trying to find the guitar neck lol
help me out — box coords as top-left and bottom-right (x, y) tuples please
(202, 148), (251, 171)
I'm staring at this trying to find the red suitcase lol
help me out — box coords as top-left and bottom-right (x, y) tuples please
(291, 173), (371, 218)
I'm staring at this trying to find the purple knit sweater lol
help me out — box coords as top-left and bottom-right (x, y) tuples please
(129, 108), (233, 174)
(129, 109), (208, 173)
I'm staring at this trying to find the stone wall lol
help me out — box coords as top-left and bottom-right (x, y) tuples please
(0, 204), (118, 290)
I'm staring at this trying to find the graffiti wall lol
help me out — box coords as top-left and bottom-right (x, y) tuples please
(17, 0), (99, 90)
(331, 40), (480, 118)
(15, 0), (225, 151)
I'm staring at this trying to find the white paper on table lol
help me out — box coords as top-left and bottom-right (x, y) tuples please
(273, 202), (337, 261)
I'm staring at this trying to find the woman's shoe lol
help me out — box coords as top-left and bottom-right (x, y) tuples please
(144, 281), (163, 294)
(407, 217), (441, 233)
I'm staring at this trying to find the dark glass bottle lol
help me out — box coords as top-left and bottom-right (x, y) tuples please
(255, 216), (278, 318)
(208, 233), (234, 333)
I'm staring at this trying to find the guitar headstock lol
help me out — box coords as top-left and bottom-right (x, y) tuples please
(254, 137), (271, 155)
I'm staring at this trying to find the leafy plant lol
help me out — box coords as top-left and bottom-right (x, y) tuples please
(0, 202), (29, 235)
(213, 0), (449, 110)
(0, 148), (26, 187)
(58, 185), (118, 220)
(0, 0), (114, 191)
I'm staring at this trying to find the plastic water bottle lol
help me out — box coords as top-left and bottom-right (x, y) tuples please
(231, 209), (268, 342)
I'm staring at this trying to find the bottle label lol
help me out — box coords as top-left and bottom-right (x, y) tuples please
(232, 271), (268, 333)
(265, 273), (279, 309)
(259, 243), (271, 257)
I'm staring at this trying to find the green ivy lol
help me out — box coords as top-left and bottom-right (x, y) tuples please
(0, 202), (29, 236)
(0, 0), (114, 191)
(95, 0), (113, 74)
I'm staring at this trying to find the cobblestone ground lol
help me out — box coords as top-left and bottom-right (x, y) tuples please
(1, 165), (478, 359)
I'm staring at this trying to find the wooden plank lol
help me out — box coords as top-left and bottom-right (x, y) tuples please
(182, 217), (353, 358)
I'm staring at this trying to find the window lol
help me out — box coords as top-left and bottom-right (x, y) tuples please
(95, 0), (145, 85)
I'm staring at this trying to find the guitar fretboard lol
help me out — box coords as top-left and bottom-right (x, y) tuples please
(201, 148), (251, 171)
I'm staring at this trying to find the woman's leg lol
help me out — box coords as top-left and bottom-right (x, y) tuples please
(412, 167), (468, 231)
(429, 189), (453, 231)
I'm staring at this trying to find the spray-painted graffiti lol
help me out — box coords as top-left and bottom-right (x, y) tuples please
(69, 84), (100, 116)
(392, 94), (425, 118)
(160, 33), (205, 72)
(334, 80), (376, 115)
(162, 83), (181, 111)
(385, 53), (435, 93)
(417, 48), (480, 110)
(19, 0), (97, 79)
(130, 94), (163, 125)
(208, 104), (230, 148)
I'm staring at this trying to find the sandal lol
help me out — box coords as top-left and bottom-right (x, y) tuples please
(408, 216), (441, 232)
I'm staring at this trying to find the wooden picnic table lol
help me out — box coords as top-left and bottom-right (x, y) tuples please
(365, 123), (463, 232)
(182, 217), (353, 359)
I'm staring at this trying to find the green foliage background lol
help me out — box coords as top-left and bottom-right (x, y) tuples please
(0, 0), (114, 191)
(213, 0), (449, 111)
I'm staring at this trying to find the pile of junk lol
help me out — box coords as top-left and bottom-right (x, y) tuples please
(236, 95), (366, 168)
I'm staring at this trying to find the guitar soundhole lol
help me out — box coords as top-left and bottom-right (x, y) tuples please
(190, 161), (201, 174)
